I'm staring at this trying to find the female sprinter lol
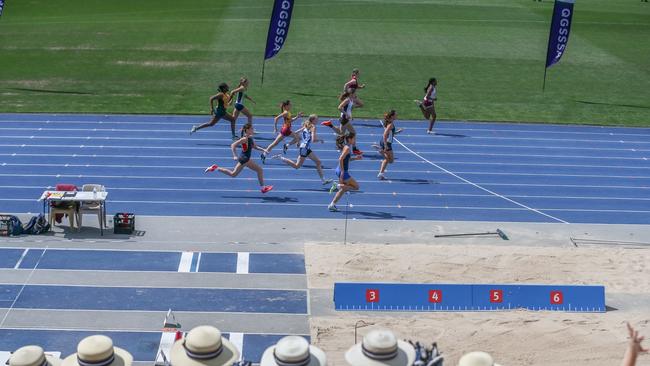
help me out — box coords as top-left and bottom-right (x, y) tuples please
(191, 82), (238, 140)
(321, 92), (362, 155)
(328, 133), (362, 212)
(417, 78), (437, 134)
(376, 110), (402, 180)
(273, 114), (332, 185)
(229, 77), (256, 126)
(261, 100), (303, 163)
(343, 68), (365, 108)
(204, 122), (273, 194)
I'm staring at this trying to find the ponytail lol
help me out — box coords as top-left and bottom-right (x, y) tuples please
(424, 78), (436, 93)
(241, 122), (252, 137)
(383, 110), (396, 126)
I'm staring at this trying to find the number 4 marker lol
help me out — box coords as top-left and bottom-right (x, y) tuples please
(428, 290), (442, 303)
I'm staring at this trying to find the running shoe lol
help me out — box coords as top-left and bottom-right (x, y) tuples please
(321, 120), (333, 127)
(329, 182), (338, 194)
(190, 125), (197, 135)
(261, 185), (274, 194)
(328, 203), (339, 212)
(353, 148), (363, 155)
(260, 152), (266, 164)
(377, 173), (386, 180)
(271, 154), (283, 160)
(427, 130), (434, 134)
(414, 99), (423, 107)
(371, 143), (381, 151)
(322, 179), (333, 185)
(282, 143), (288, 154)
(204, 164), (218, 173)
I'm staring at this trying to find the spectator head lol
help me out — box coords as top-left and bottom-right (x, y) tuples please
(345, 329), (415, 366)
(260, 336), (326, 366)
(61, 335), (133, 366)
(10, 345), (62, 366)
(457, 352), (501, 366)
(170, 326), (239, 366)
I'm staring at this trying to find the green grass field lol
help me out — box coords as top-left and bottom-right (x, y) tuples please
(0, 0), (648, 126)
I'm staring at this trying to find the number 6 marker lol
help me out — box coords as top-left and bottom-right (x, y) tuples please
(550, 291), (563, 305)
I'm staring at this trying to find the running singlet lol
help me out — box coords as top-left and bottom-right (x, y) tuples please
(345, 75), (358, 92)
(300, 128), (312, 149)
(214, 94), (228, 116)
(236, 91), (245, 104)
(423, 85), (437, 106)
(340, 99), (353, 120)
(240, 137), (254, 160)
(341, 147), (351, 172)
(283, 111), (293, 127)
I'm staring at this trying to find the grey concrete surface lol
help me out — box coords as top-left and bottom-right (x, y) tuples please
(0, 270), (306, 290)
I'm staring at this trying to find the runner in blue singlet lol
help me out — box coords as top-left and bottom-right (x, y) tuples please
(328, 133), (362, 212)
(274, 115), (332, 185)
(377, 110), (402, 180)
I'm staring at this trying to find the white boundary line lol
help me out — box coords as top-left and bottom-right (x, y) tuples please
(1, 118), (649, 137)
(1, 138), (648, 152)
(1, 126), (649, 144)
(0, 246), (48, 327)
(394, 136), (569, 223)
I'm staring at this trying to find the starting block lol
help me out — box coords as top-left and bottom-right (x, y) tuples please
(156, 309), (183, 366)
(334, 283), (606, 312)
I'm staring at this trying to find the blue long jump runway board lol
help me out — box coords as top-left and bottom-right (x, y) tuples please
(0, 248), (305, 274)
(1, 113), (649, 224)
(334, 283), (606, 313)
(0, 329), (303, 363)
(0, 285), (307, 314)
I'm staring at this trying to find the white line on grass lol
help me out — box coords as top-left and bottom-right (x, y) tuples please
(393, 136), (569, 223)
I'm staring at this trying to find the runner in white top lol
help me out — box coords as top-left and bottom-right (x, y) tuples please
(416, 78), (437, 134)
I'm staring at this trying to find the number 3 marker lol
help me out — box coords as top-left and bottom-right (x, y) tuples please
(366, 289), (379, 303)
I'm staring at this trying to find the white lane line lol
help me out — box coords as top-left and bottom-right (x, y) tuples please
(1, 138), (648, 153)
(3, 126), (650, 144)
(14, 249), (29, 269)
(394, 136), (569, 224)
(236, 253), (250, 275)
(178, 252), (193, 273)
(229, 332), (244, 359)
(0, 246), (48, 328)
(1, 149), (648, 162)
(194, 252), (202, 273)
(5, 184), (650, 199)
(4, 162), (650, 179)
(1, 119), (648, 138)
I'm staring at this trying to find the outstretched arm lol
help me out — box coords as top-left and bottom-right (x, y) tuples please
(622, 322), (648, 366)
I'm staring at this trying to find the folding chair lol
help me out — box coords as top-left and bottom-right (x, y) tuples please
(78, 184), (106, 230)
(49, 184), (79, 230)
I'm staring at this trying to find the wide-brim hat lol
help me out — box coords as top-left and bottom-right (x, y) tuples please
(345, 329), (415, 366)
(61, 335), (133, 366)
(457, 352), (502, 366)
(170, 326), (239, 366)
(10, 345), (63, 366)
(260, 336), (326, 366)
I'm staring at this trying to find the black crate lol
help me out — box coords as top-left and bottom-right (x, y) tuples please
(0, 214), (12, 236)
(113, 213), (135, 235)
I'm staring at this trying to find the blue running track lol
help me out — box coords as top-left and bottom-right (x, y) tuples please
(1, 113), (650, 224)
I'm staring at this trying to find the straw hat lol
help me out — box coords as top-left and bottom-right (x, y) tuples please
(260, 336), (326, 366)
(10, 346), (62, 366)
(170, 326), (239, 366)
(457, 352), (502, 366)
(61, 335), (133, 366)
(345, 329), (415, 366)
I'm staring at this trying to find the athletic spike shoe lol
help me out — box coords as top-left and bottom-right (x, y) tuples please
(271, 154), (283, 160)
(427, 130), (434, 134)
(204, 164), (218, 173)
(321, 120), (333, 127)
(377, 173), (386, 180)
(261, 185), (274, 194)
(322, 179), (333, 185)
(190, 125), (197, 135)
(329, 182), (338, 194)
(328, 203), (339, 212)
(371, 143), (381, 151)
(282, 143), (288, 154)
(260, 152), (266, 164)
(353, 148), (363, 155)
